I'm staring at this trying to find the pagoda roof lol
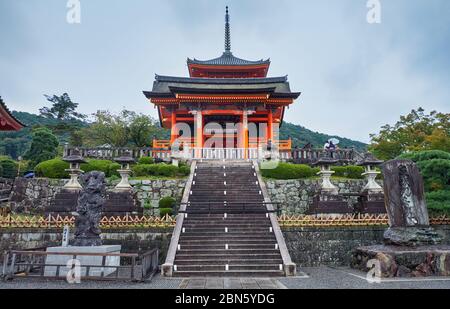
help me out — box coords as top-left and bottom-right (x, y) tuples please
(187, 52), (270, 66)
(0, 98), (25, 131)
(144, 75), (300, 99)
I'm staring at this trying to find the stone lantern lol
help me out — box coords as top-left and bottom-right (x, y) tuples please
(114, 151), (135, 190)
(306, 154), (351, 215)
(63, 148), (86, 190)
(312, 155), (339, 195)
(357, 153), (384, 194)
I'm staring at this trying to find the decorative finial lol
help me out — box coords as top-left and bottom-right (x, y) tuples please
(225, 6), (231, 53)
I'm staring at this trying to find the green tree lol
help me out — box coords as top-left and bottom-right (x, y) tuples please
(82, 110), (168, 147)
(369, 108), (450, 160)
(24, 128), (59, 168)
(39, 93), (86, 121)
(82, 110), (130, 147)
(69, 130), (84, 147)
(129, 113), (165, 147)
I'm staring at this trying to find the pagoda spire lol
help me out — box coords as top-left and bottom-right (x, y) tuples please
(225, 6), (231, 53)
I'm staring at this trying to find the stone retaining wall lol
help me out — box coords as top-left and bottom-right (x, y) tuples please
(0, 228), (173, 264)
(7, 177), (187, 215)
(2, 225), (448, 268)
(283, 225), (450, 267)
(265, 179), (384, 214)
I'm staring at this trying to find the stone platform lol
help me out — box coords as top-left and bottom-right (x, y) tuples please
(44, 245), (122, 277)
(351, 245), (450, 278)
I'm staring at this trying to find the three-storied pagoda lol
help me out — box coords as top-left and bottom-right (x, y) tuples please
(144, 7), (300, 158)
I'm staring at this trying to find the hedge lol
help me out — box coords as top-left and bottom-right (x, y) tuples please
(417, 159), (450, 192)
(35, 159), (122, 179)
(35, 159), (70, 179)
(398, 150), (450, 162)
(331, 166), (365, 179)
(132, 163), (187, 178)
(261, 163), (318, 179)
(426, 190), (450, 215)
(138, 157), (154, 165)
(0, 159), (18, 179)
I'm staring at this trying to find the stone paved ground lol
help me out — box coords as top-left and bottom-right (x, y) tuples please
(1, 267), (450, 289)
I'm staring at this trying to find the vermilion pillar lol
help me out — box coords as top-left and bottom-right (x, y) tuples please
(267, 109), (274, 142)
(170, 112), (177, 145)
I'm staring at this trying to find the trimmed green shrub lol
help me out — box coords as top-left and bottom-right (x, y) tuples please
(0, 164), (3, 178)
(108, 163), (121, 178)
(132, 163), (187, 178)
(332, 166), (365, 179)
(81, 160), (113, 175)
(426, 190), (450, 215)
(261, 163), (317, 179)
(417, 159), (450, 192)
(179, 165), (191, 176)
(159, 197), (176, 209)
(157, 164), (179, 177)
(35, 158), (69, 179)
(0, 159), (18, 179)
(138, 157), (154, 165)
(398, 150), (450, 162)
(159, 208), (173, 218)
(132, 164), (160, 177)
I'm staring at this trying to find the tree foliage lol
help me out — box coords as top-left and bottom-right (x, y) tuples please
(81, 110), (167, 147)
(24, 128), (59, 168)
(369, 108), (450, 160)
(39, 93), (86, 121)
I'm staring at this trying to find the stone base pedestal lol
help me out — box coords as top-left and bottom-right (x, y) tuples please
(384, 227), (443, 247)
(306, 193), (352, 215)
(351, 245), (450, 278)
(44, 245), (121, 277)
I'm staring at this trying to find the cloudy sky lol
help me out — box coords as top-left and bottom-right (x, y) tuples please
(1, 0), (449, 142)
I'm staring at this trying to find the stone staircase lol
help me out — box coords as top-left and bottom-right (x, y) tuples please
(170, 161), (292, 277)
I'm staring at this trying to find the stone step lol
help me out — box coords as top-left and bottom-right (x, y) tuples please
(182, 223), (272, 228)
(172, 270), (284, 277)
(178, 239), (277, 245)
(175, 253), (282, 260)
(178, 244), (278, 250)
(177, 248), (279, 255)
(174, 259), (283, 265)
(174, 264), (283, 271)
